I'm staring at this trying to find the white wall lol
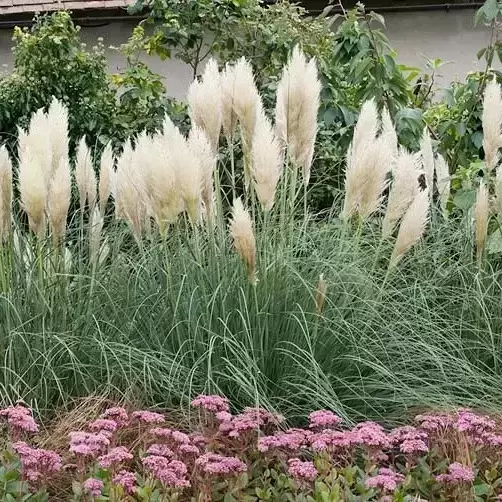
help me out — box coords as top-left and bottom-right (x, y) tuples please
(0, 9), (497, 99)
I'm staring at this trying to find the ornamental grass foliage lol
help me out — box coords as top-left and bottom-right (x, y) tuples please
(2, 47), (502, 427)
(3, 398), (502, 500)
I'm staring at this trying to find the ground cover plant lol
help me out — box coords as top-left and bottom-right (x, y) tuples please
(1, 37), (502, 431)
(2, 398), (502, 500)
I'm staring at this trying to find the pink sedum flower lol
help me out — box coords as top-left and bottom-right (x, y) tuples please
(351, 421), (390, 448)
(191, 395), (230, 413)
(113, 470), (137, 494)
(69, 431), (110, 457)
(147, 444), (174, 458)
(308, 410), (342, 429)
(259, 429), (312, 452)
(287, 458), (318, 482)
(150, 427), (172, 439)
(100, 407), (128, 427)
(83, 478), (104, 497)
(98, 446), (133, 468)
(13, 442), (62, 482)
(131, 410), (165, 424)
(195, 453), (247, 476)
(366, 468), (405, 492)
(415, 413), (453, 431)
(143, 455), (190, 487)
(436, 462), (475, 484)
(171, 431), (191, 444)
(455, 409), (495, 436)
(311, 429), (354, 452)
(89, 418), (118, 433)
(0, 405), (39, 434)
(178, 443), (200, 456)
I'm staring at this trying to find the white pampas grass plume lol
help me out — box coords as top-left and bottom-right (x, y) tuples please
(251, 110), (282, 210)
(19, 108), (53, 188)
(115, 140), (147, 239)
(482, 77), (502, 171)
(229, 197), (256, 285)
(496, 165), (502, 214)
(315, 273), (327, 316)
(98, 143), (114, 216)
(229, 58), (262, 152)
(0, 146), (12, 242)
(341, 99), (390, 220)
(474, 181), (489, 264)
(142, 133), (182, 231)
(75, 137), (97, 211)
(47, 156), (71, 245)
(167, 127), (202, 224)
(434, 154), (450, 216)
(382, 149), (421, 238)
(220, 64), (238, 143)
(18, 147), (47, 237)
(275, 46), (321, 184)
(381, 107), (398, 163)
(188, 127), (215, 218)
(187, 58), (222, 153)
(342, 136), (393, 219)
(47, 97), (69, 175)
(389, 188), (429, 268)
(352, 99), (379, 155)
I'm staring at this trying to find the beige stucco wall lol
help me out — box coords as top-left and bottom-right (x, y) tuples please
(0, 9), (497, 99)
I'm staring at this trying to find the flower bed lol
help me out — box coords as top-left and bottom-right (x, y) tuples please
(1, 398), (502, 500)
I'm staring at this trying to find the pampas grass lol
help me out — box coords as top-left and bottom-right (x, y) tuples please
(482, 77), (502, 171)
(342, 102), (394, 220)
(382, 149), (421, 238)
(275, 46), (321, 184)
(251, 110), (282, 211)
(389, 188), (429, 268)
(229, 197), (256, 285)
(187, 59), (222, 154)
(47, 157), (71, 245)
(75, 138), (97, 212)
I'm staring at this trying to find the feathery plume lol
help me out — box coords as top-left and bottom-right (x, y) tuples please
(341, 100), (389, 220)
(382, 149), (421, 238)
(98, 143), (114, 217)
(75, 137), (97, 211)
(142, 133), (182, 231)
(220, 64), (238, 144)
(19, 108), (53, 189)
(251, 110), (282, 210)
(381, 107), (398, 163)
(229, 197), (256, 285)
(482, 77), (502, 171)
(420, 128), (434, 196)
(18, 147), (47, 237)
(434, 154), (450, 216)
(275, 46), (321, 184)
(474, 181), (489, 264)
(47, 97), (69, 176)
(496, 165), (502, 214)
(315, 273), (327, 316)
(342, 135), (393, 220)
(0, 146), (12, 242)
(389, 188), (429, 268)
(188, 127), (216, 219)
(167, 127), (202, 224)
(225, 58), (262, 152)
(187, 59), (222, 153)
(115, 140), (147, 239)
(47, 156), (71, 245)
(351, 99), (379, 155)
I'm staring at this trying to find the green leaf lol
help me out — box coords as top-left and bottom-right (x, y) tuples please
(453, 189), (477, 211)
(473, 482), (492, 496)
(475, 0), (498, 25)
(477, 47), (487, 60)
